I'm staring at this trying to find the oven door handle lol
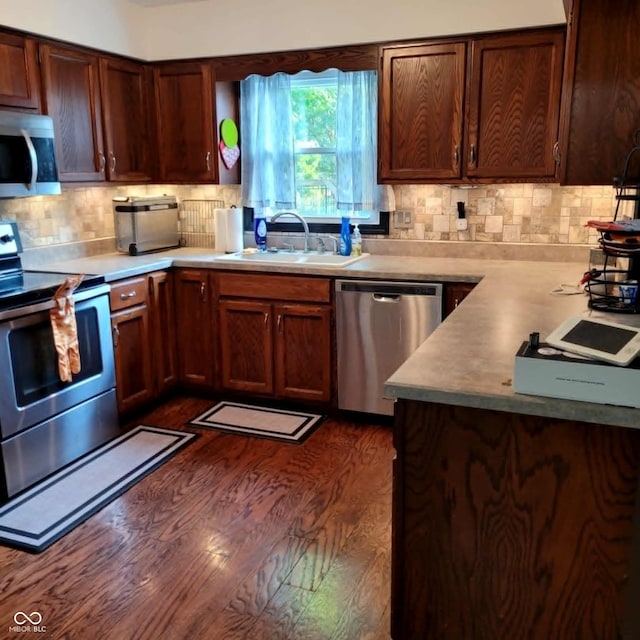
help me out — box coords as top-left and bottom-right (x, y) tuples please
(21, 128), (38, 192)
(0, 284), (111, 322)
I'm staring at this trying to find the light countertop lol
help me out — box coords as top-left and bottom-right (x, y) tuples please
(39, 248), (640, 429)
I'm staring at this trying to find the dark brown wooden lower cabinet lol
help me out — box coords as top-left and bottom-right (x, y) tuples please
(392, 399), (640, 640)
(173, 268), (216, 389)
(110, 270), (178, 413)
(217, 272), (333, 404)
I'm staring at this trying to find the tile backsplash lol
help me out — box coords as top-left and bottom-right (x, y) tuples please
(390, 184), (624, 245)
(0, 182), (626, 259)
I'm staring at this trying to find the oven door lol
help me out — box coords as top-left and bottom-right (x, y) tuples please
(0, 286), (115, 439)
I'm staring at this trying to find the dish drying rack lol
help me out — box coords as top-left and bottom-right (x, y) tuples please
(586, 132), (640, 313)
(178, 199), (225, 247)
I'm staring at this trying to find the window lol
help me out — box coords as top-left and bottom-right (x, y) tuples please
(292, 70), (340, 221)
(240, 69), (391, 233)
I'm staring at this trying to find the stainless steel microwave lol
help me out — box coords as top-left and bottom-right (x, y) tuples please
(0, 110), (61, 198)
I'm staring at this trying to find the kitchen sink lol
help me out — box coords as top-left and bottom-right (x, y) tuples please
(214, 251), (368, 268)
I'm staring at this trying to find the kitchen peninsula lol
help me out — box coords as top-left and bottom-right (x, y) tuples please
(39, 246), (640, 640)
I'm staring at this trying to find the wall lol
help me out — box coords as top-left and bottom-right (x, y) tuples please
(0, 0), (566, 60)
(0, 182), (621, 261)
(0, 0), (144, 58)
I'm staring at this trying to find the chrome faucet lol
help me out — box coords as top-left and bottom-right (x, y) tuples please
(270, 212), (310, 253)
(316, 235), (339, 254)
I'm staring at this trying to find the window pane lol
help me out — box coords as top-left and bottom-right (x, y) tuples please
(291, 85), (337, 150)
(295, 153), (336, 217)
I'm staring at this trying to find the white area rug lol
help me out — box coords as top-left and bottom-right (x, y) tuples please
(189, 401), (324, 443)
(0, 425), (197, 553)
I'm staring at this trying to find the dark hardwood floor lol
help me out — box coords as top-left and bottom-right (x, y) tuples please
(0, 396), (393, 640)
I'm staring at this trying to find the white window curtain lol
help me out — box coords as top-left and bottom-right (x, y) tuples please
(336, 70), (378, 212)
(240, 69), (381, 216)
(240, 73), (295, 211)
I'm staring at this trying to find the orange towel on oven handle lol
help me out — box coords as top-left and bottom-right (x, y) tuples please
(49, 275), (84, 382)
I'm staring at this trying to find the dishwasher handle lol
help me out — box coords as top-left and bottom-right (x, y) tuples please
(336, 279), (442, 297)
(373, 293), (401, 302)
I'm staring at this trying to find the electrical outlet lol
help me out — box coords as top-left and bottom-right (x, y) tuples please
(394, 210), (413, 228)
(456, 218), (468, 231)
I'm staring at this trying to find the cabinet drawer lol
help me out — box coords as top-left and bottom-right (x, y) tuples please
(218, 273), (331, 303)
(109, 276), (148, 311)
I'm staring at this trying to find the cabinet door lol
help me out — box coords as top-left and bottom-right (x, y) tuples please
(174, 269), (215, 388)
(148, 271), (178, 394)
(560, 0), (640, 185)
(99, 56), (155, 182)
(111, 305), (154, 413)
(0, 32), (40, 110)
(379, 42), (466, 181)
(466, 29), (564, 179)
(154, 61), (217, 182)
(443, 282), (476, 318)
(274, 303), (332, 402)
(219, 299), (273, 394)
(40, 44), (105, 182)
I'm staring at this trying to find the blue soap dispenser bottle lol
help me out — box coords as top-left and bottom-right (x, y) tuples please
(254, 214), (267, 252)
(340, 216), (352, 256)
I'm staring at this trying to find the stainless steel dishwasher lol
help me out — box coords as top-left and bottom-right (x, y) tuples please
(335, 279), (442, 416)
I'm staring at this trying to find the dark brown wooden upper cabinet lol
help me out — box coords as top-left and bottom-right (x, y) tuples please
(560, 0), (640, 185)
(379, 27), (565, 183)
(379, 41), (467, 182)
(154, 61), (218, 183)
(99, 56), (155, 182)
(466, 29), (565, 180)
(0, 32), (41, 110)
(40, 43), (105, 182)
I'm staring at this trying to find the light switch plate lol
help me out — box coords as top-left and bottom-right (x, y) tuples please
(395, 210), (413, 228)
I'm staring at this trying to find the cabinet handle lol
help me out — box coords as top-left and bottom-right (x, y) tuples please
(454, 298), (460, 309)
(206, 151), (211, 171)
(119, 291), (136, 300)
(277, 314), (282, 332)
(99, 152), (106, 172)
(200, 281), (206, 302)
(109, 152), (116, 174)
(469, 144), (476, 167)
(112, 324), (119, 348)
(552, 141), (560, 165)
(264, 312), (269, 326)
(453, 144), (460, 168)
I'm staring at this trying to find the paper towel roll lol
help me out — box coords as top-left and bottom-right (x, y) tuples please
(224, 208), (244, 253)
(214, 209), (227, 252)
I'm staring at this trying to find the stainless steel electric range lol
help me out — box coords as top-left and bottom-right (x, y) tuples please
(0, 221), (120, 502)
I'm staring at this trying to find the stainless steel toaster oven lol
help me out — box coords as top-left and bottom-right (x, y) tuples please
(113, 195), (180, 255)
